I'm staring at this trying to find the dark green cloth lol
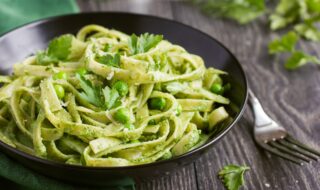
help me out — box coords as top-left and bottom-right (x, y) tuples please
(0, 152), (135, 190)
(0, 0), (135, 189)
(0, 0), (79, 35)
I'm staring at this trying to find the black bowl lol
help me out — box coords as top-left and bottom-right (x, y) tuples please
(0, 12), (248, 185)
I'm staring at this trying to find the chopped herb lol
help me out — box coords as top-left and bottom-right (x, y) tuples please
(36, 34), (86, 65)
(96, 53), (121, 67)
(103, 44), (111, 52)
(36, 51), (59, 65)
(102, 86), (120, 109)
(48, 34), (73, 60)
(76, 73), (104, 107)
(219, 164), (250, 190)
(129, 33), (163, 55)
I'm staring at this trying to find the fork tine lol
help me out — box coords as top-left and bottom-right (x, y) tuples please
(257, 142), (303, 165)
(268, 141), (311, 163)
(285, 135), (320, 157)
(278, 139), (318, 160)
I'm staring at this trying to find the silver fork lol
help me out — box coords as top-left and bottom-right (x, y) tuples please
(248, 89), (320, 165)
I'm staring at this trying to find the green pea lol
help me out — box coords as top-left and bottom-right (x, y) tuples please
(54, 84), (65, 99)
(114, 108), (130, 124)
(113, 81), (129, 97)
(76, 68), (87, 76)
(148, 98), (166, 110)
(53, 71), (67, 80)
(210, 83), (223, 94)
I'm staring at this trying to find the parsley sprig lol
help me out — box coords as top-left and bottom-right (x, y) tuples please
(268, 31), (320, 69)
(76, 73), (104, 107)
(192, 0), (320, 70)
(192, 0), (265, 24)
(95, 53), (121, 67)
(129, 33), (163, 55)
(218, 164), (250, 190)
(76, 73), (126, 109)
(36, 34), (86, 65)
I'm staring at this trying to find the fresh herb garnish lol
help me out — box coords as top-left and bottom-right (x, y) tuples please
(76, 73), (104, 107)
(76, 73), (127, 109)
(36, 34), (86, 65)
(129, 33), (163, 55)
(102, 86), (120, 109)
(218, 164), (250, 190)
(96, 53), (121, 68)
(47, 34), (73, 60)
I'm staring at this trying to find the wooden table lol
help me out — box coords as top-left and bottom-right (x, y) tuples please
(1, 0), (319, 189)
(76, 1), (320, 189)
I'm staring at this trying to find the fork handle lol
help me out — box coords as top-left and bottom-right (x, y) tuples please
(248, 89), (273, 127)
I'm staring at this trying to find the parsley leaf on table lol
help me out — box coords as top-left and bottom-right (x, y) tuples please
(269, 0), (300, 30)
(268, 32), (299, 54)
(218, 164), (250, 190)
(294, 23), (320, 41)
(96, 53), (121, 67)
(285, 51), (320, 69)
(192, 0), (320, 70)
(191, 0), (265, 24)
(129, 33), (163, 55)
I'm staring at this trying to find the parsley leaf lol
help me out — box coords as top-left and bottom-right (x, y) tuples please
(294, 23), (320, 41)
(129, 33), (163, 55)
(218, 164), (250, 190)
(76, 73), (104, 107)
(192, 0), (265, 24)
(285, 51), (320, 69)
(269, 0), (300, 30)
(36, 34), (86, 65)
(102, 86), (120, 109)
(268, 32), (299, 54)
(48, 34), (73, 60)
(36, 51), (59, 65)
(96, 53), (121, 67)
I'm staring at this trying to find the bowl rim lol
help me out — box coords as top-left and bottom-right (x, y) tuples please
(0, 11), (248, 170)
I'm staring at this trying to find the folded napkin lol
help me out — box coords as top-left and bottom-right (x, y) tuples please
(0, 0), (79, 35)
(0, 0), (135, 189)
(0, 152), (135, 190)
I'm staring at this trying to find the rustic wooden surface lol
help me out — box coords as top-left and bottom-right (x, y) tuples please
(76, 0), (320, 189)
